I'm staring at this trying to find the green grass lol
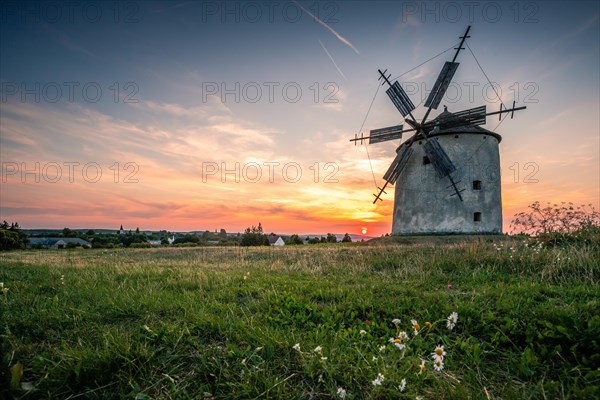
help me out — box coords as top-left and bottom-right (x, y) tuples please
(1, 238), (599, 399)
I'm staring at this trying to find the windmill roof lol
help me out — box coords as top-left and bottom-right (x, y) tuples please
(421, 107), (502, 142)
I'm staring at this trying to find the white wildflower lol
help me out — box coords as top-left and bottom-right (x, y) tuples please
(292, 343), (301, 352)
(447, 312), (458, 330)
(392, 318), (401, 326)
(433, 357), (444, 371)
(432, 345), (446, 360)
(313, 345), (322, 355)
(398, 378), (407, 392)
(371, 372), (385, 386)
(411, 320), (421, 336)
(360, 329), (366, 336)
(379, 345), (386, 352)
(336, 387), (347, 399)
(418, 359), (426, 375)
(389, 337), (406, 350)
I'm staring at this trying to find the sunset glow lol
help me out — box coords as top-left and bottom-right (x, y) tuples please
(1, 1), (598, 236)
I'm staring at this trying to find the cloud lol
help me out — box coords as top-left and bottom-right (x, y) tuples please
(294, 1), (360, 54)
(318, 39), (347, 80)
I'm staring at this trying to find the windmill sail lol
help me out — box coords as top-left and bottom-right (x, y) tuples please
(369, 124), (403, 144)
(386, 81), (415, 117)
(383, 144), (413, 184)
(424, 61), (459, 110)
(422, 138), (456, 178)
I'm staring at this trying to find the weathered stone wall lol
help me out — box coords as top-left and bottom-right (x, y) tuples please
(392, 131), (502, 235)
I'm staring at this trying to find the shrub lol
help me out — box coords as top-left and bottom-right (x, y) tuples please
(511, 201), (600, 247)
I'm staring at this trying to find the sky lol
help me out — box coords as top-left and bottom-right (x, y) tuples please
(1, 0), (599, 236)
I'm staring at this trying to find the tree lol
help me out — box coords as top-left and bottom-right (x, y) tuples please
(219, 228), (227, 239)
(62, 227), (73, 237)
(287, 234), (303, 245)
(0, 229), (22, 250)
(326, 233), (337, 243)
(86, 230), (95, 236)
(342, 233), (352, 243)
(240, 223), (270, 246)
(135, 227), (140, 234)
(0, 221), (28, 250)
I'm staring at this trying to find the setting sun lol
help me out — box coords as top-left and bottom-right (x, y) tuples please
(361, 228), (368, 235)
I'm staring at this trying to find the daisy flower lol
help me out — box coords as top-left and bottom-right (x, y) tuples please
(372, 373), (385, 386)
(418, 359), (426, 375)
(398, 378), (407, 392)
(447, 312), (458, 330)
(392, 318), (401, 326)
(433, 357), (444, 371)
(411, 319), (421, 336)
(389, 337), (406, 350)
(432, 345), (446, 360)
(359, 329), (366, 336)
(337, 387), (347, 399)
(292, 343), (301, 352)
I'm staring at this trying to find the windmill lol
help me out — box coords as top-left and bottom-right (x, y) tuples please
(351, 26), (526, 235)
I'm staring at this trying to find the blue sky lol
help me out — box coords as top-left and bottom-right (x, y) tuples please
(1, 1), (598, 235)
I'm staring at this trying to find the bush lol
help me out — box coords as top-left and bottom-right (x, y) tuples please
(130, 242), (153, 248)
(511, 201), (600, 247)
(0, 229), (23, 250)
(286, 234), (303, 245)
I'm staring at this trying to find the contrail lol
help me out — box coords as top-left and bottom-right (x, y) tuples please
(294, 1), (360, 55)
(319, 39), (347, 80)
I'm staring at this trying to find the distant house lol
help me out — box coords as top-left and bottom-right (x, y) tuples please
(147, 239), (162, 246)
(28, 238), (91, 249)
(167, 236), (175, 245)
(268, 236), (285, 246)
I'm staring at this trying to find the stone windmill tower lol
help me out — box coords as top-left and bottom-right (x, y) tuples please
(351, 26), (526, 235)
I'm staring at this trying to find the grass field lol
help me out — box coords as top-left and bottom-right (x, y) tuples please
(1, 237), (599, 399)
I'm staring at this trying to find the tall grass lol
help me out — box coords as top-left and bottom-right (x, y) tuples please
(1, 238), (599, 399)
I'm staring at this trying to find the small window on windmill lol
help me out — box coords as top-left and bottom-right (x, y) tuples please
(474, 212), (482, 222)
(473, 180), (482, 190)
(423, 156), (431, 165)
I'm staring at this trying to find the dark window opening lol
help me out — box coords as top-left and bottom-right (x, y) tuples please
(423, 156), (431, 165)
(473, 180), (482, 190)
(474, 212), (482, 222)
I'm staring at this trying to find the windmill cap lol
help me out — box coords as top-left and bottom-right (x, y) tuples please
(427, 106), (502, 142)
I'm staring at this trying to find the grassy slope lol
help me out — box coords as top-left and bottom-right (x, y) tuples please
(0, 239), (599, 399)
